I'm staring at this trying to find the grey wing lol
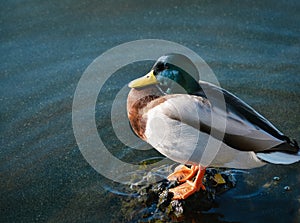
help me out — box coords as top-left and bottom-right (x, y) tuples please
(194, 81), (298, 153)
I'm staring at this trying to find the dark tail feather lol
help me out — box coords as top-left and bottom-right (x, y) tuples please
(257, 138), (300, 164)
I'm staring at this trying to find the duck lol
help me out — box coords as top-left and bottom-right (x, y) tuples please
(127, 53), (300, 200)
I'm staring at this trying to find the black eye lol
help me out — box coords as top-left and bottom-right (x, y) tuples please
(154, 62), (166, 73)
(158, 62), (164, 70)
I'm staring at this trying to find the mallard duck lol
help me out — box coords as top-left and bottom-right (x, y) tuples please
(127, 53), (300, 200)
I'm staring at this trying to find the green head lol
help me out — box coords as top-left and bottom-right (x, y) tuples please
(128, 54), (201, 94)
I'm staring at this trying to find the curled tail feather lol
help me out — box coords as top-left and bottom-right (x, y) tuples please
(257, 138), (300, 165)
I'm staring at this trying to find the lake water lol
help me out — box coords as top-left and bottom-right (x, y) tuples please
(1, 0), (299, 222)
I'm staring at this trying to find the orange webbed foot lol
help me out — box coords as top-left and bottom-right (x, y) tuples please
(167, 165), (199, 182)
(168, 165), (206, 200)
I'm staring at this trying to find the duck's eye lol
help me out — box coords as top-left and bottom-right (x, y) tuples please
(155, 62), (165, 71)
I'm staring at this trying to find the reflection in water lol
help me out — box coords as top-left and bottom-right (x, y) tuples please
(1, 0), (299, 222)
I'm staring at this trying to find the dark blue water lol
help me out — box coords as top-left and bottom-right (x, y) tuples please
(1, 0), (299, 222)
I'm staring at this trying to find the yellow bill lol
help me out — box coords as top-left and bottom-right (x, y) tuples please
(128, 70), (158, 88)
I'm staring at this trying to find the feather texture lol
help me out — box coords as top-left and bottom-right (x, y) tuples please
(127, 53), (299, 169)
(144, 94), (281, 168)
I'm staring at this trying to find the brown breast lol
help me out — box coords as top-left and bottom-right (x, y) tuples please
(127, 86), (163, 140)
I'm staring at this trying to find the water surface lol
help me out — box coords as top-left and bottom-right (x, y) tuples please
(1, 0), (299, 222)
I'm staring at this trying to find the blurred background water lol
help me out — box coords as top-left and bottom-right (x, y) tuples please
(1, 0), (299, 222)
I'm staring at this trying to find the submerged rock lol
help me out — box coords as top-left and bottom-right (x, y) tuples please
(121, 166), (236, 222)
